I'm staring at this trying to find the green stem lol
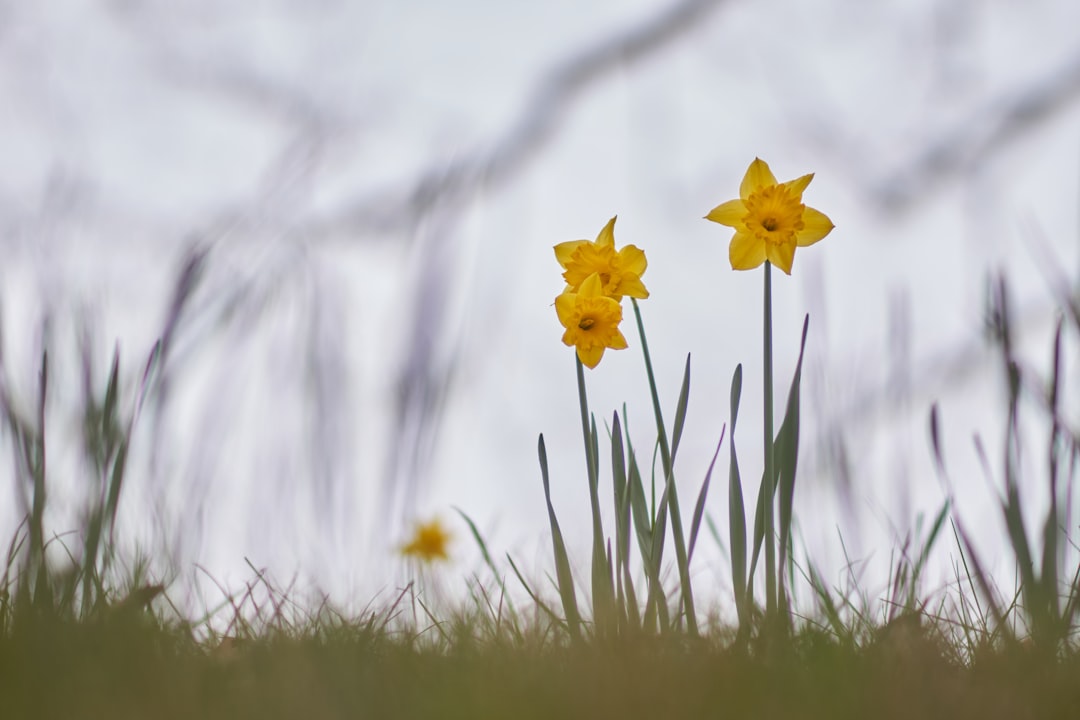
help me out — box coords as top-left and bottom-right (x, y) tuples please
(763, 261), (776, 618)
(575, 355), (596, 485)
(631, 298), (698, 636)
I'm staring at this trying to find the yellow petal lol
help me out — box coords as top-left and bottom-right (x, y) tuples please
(555, 292), (577, 327)
(554, 240), (587, 268)
(767, 242), (795, 275)
(795, 206), (834, 247)
(616, 244), (647, 276)
(740, 158), (777, 200)
(705, 199), (747, 228)
(608, 329), (628, 350)
(784, 173), (814, 199)
(578, 344), (604, 369)
(617, 275), (649, 299)
(578, 272), (604, 298)
(595, 216), (617, 248)
(729, 231), (767, 271)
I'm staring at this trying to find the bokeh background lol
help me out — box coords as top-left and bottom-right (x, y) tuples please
(1, 0), (1078, 617)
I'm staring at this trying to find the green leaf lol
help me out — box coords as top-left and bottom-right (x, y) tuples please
(776, 315), (809, 601)
(689, 426), (724, 564)
(747, 468), (766, 604)
(671, 354), (691, 460)
(102, 349), (120, 444)
(537, 434), (582, 641)
(610, 412), (638, 631)
(103, 439), (129, 545)
(727, 364), (748, 628)
(625, 427), (654, 575)
(745, 318), (810, 621)
(641, 480), (671, 633)
(587, 414), (614, 635)
(624, 429), (663, 634)
(611, 413), (629, 569)
(621, 557), (641, 633)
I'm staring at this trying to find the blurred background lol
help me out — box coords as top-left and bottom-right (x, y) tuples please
(0, 0), (1078, 617)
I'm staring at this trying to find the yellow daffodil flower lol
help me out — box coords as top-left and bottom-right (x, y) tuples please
(401, 518), (452, 563)
(705, 158), (834, 275)
(554, 216), (649, 301)
(555, 272), (628, 369)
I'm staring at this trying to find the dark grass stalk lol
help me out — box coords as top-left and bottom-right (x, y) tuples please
(25, 353), (49, 614)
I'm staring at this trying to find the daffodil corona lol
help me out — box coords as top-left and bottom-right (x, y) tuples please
(556, 272), (628, 369)
(705, 158), (834, 275)
(554, 216), (649, 300)
(401, 519), (452, 564)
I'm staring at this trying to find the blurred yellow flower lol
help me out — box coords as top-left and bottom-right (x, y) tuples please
(401, 518), (451, 563)
(705, 158), (834, 275)
(555, 272), (628, 369)
(554, 216), (649, 301)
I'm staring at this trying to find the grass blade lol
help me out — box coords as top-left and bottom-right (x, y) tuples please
(455, 507), (517, 619)
(507, 554), (564, 633)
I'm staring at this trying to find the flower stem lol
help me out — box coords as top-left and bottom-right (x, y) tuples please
(575, 355), (596, 485)
(763, 261), (776, 618)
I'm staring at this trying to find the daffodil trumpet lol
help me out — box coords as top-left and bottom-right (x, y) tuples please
(556, 273), (628, 369)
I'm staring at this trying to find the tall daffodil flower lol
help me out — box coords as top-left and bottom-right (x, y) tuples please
(554, 216), (649, 300)
(556, 272), (628, 369)
(705, 158), (834, 275)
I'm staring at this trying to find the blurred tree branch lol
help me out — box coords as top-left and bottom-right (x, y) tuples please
(305, 0), (728, 240)
(872, 54), (1080, 213)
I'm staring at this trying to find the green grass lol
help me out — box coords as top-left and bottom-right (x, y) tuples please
(2, 607), (1080, 719)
